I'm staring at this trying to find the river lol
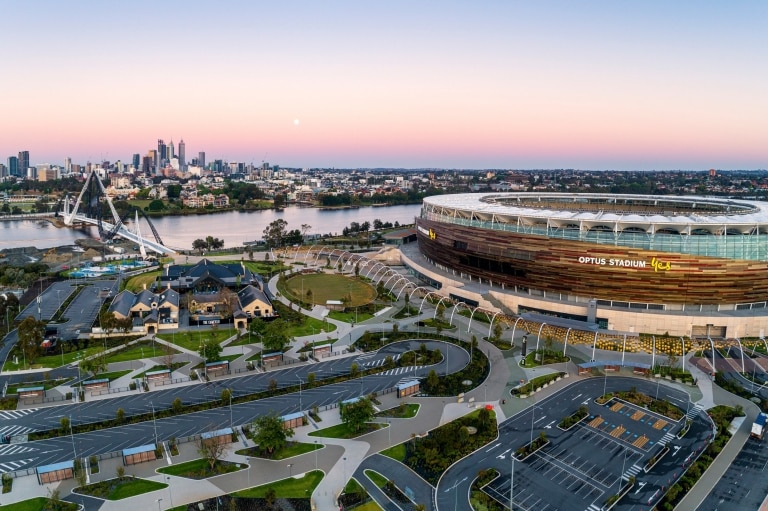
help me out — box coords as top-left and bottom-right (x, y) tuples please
(0, 204), (422, 251)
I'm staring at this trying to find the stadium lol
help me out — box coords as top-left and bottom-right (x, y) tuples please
(406, 193), (768, 338)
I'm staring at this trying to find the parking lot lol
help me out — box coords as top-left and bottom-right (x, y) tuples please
(484, 395), (684, 511)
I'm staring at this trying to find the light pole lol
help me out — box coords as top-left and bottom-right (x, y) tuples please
(166, 476), (173, 507)
(314, 441), (319, 471)
(69, 415), (77, 460)
(387, 419), (391, 446)
(655, 377), (661, 401)
(298, 377), (303, 411)
(156, 498), (163, 511)
(246, 457), (251, 488)
(343, 457), (347, 486)
(151, 401), (158, 446)
(288, 463), (293, 477)
(510, 454), (515, 510)
(229, 389), (233, 429)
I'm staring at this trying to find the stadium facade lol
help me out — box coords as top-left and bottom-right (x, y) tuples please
(407, 193), (768, 338)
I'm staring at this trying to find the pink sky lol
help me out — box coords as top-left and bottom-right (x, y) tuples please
(2, 1), (767, 170)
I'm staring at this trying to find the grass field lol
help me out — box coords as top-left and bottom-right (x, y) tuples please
(308, 422), (383, 439)
(76, 477), (167, 500)
(106, 340), (180, 363)
(160, 328), (236, 351)
(284, 274), (375, 307)
(236, 441), (321, 460)
(157, 458), (244, 478)
(364, 470), (388, 488)
(376, 403), (420, 419)
(380, 443), (406, 461)
(233, 469), (323, 497)
(7, 378), (73, 394)
(3, 346), (102, 371)
(123, 271), (160, 293)
(89, 369), (132, 382)
(328, 309), (375, 323)
(2, 497), (78, 511)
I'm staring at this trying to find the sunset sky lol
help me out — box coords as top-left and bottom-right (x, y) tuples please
(2, 1), (767, 170)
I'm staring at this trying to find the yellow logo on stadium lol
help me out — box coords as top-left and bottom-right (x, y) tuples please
(650, 257), (671, 272)
(429, 229), (436, 240)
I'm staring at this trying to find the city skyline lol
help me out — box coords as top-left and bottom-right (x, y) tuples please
(2, 1), (767, 171)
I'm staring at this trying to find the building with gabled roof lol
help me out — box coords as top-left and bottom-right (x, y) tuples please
(108, 286), (179, 334)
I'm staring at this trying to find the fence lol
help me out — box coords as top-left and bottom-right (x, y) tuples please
(261, 357), (302, 369)
(11, 393), (69, 405)
(319, 349), (350, 359)
(90, 386), (130, 397)
(153, 376), (191, 388)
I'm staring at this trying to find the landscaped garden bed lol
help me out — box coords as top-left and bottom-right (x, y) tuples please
(514, 432), (549, 461)
(376, 403), (420, 419)
(74, 476), (167, 500)
(558, 406), (589, 431)
(157, 458), (244, 479)
(597, 388), (684, 421)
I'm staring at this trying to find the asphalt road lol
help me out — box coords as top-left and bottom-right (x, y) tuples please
(435, 377), (712, 511)
(0, 339), (471, 474)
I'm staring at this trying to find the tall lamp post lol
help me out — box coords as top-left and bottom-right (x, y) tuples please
(156, 498), (163, 511)
(246, 457), (251, 488)
(166, 476), (173, 508)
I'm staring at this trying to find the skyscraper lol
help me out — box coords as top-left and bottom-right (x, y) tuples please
(178, 139), (186, 170)
(168, 139), (175, 160)
(157, 139), (166, 171)
(64, 157), (72, 173)
(7, 156), (18, 177)
(198, 151), (206, 168)
(18, 151), (29, 176)
(132, 153), (140, 169)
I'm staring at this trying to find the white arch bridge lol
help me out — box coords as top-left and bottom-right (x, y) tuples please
(62, 171), (177, 255)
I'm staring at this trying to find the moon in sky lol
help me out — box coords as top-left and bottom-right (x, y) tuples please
(293, 119), (300, 126)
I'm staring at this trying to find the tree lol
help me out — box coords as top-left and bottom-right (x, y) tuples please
(249, 317), (267, 341)
(273, 193), (286, 209)
(115, 408), (125, 424)
(307, 372), (316, 387)
(252, 413), (294, 457)
(221, 388), (232, 403)
(492, 322), (503, 343)
(100, 311), (118, 336)
(350, 362), (359, 377)
(192, 238), (208, 254)
(340, 397), (375, 432)
(196, 427), (228, 470)
(263, 219), (289, 248)
(80, 346), (108, 375)
(172, 397), (183, 414)
(17, 316), (44, 365)
(60, 416), (70, 433)
(301, 224), (312, 241)
(205, 235), (224, 251)
(199, 338), (223, 363)
(161, 340), (175, 370)
(263, 320), (290, 353)
(216, 287), (238, 318)
(426, 369), (440, 390)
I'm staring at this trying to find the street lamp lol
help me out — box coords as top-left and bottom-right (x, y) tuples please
(287, 463), (293, 477)
(156, 498), (163, 511)
(246, 457), (251, 488)
(314, 441), (319, 471)
(297, 377), (303, 411)
(343, 457), (347, 486)
(69, 415), (77, 460)
(166, 476), (173, 507)
(151, 401), (158, 446)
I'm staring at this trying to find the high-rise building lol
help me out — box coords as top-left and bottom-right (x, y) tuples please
(168, 139), (175, 160)
(18, 151), (29, 176)
(157, 139), (166, 170)
(0, 164), (6, 177)
(7, 156), (18, 177)
(198, 151), (206, 168)
(178, 139), (186, 170)
(132, 153), (140, 169)
(64, 157), (72, 173)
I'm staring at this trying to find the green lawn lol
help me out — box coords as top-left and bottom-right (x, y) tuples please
(236, 441), (321, 460)
(107, 340), (180, 363)
(364, 470), (388, 488)
(285, 315), (337, 336)
(7, 378), (72, 394)
(3, 346), (103, 371)
(123, 271), (161, 293)
(328, 309), (375, 323)
(75, 477), (167, 500)
(308, 422), (383, 439)
(233, 470), (323, 498)
(88, 369), (132, 382)
(1, 497), (78, 511)
(162, 328), (236, 351)
(376, 403), (420, 419)
(381, 443), (406, 461)
(354, 501), (383, 511)
(157, 458), (244, 478)
(283, 274), (376, 307)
